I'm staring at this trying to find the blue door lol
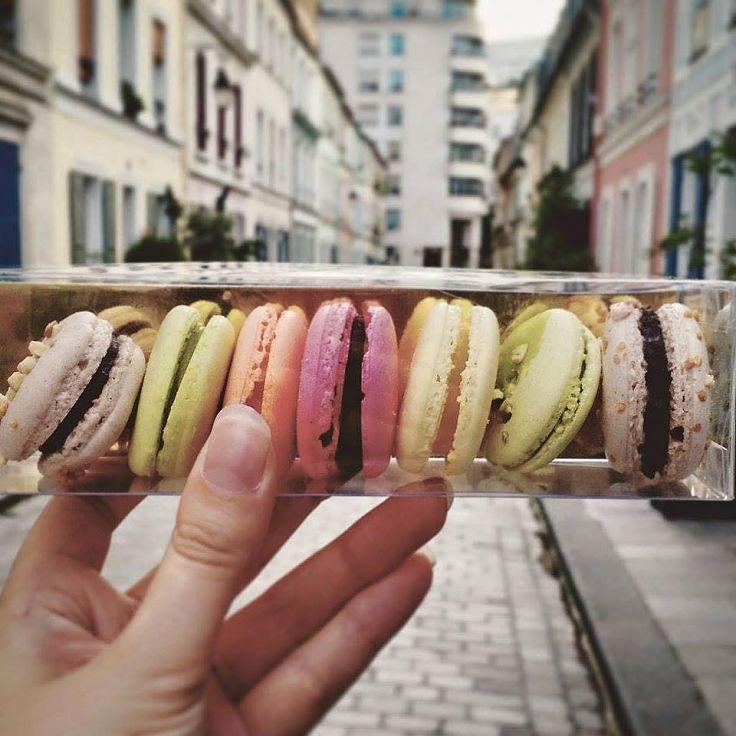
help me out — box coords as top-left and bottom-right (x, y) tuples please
(0, 140), (21, 267)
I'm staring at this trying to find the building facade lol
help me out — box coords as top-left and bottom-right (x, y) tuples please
(667, 0), (736, 278)
(320, 0), (493, 268)
(2, 0), (186, 267)
(0, 0), (385, 267)
(594, 0), (675, 275)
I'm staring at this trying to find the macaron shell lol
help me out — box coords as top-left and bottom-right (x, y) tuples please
(297, 300), (356, 479)
(445, 305), (500, 475)
(128, 305), (203, 477)
(361, 302), (399, 478)
(397, 300), (461, 474)
(658, 303), (711, 480)
(224, 304), (282, 408)
(515, 322), (600, 473)
(601, 302), (647, 473)
(398, 296), (439, 397)
(0, 312), (112, 461)
(39, 336), (146, 476)
(486, 309), (585, 469)
(261, 307), (308, 472)
(158, 315), (235, 478)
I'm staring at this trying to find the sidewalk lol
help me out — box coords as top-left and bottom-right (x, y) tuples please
(0, 496), (605, 735)
(540, 498), (736, 735)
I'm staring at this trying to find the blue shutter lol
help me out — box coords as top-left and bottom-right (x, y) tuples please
(0, 141), (21, 267)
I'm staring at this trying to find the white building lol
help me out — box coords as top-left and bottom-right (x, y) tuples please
(667, 0), (736, 279)
(2, 0), (185, 267)
(320, 0), (493, 267)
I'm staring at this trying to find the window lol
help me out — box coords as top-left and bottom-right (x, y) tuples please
(122, 185), (136, 250)
(451, 71), (484, 91)
(691, 0), (710, 60)
(450, 142), (485, 163)
(388, 68), (404, 92)
(387, 140), (402, 161)
(277, 231), (289, 262)
(449, 178), (484, 197)
(233, 85), (244, 168)
(357, 103), (379, 127)
(387, 174), (401, 195)
(568, 54), (596, 167)
(389, 33), (405, 56)
(118, 0), (136, 102)
(387, 104), (403, 126)
(69, 172), (116, 264)
(450, 107), (485, 127)
(390, 1), (408, 16)
(217, 103), (227, 160)
(256, 110), (264, 177)
(423, 247), (442, 267)
(0, 0), (16, 46)
(77, 0), (96, 89)
(359, 30), (380, 56)
(152, 19), (167, 133)
(386, 208), (401, 230)
(359, 68), (380, 93)
(730, 0), (736, 27)
(645, 0), (662, 79)
(195, 53), (208, 150)
(451, 34), (484, 57)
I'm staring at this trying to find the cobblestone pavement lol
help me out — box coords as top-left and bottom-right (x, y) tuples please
(0, 496), (605, 735)
(583, 500), (736, 735)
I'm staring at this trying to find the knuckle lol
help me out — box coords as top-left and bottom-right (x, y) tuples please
(171, 517), (242, 571)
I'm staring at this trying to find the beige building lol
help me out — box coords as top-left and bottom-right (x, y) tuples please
(4, 0), (186, 267)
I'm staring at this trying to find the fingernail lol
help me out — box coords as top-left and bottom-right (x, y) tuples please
(417, 546), (437, 567)
(202, 405), (271, 495)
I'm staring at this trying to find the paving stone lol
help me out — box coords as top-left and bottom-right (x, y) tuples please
(321, 709), (380, 728)
(470, 705), (528, 725)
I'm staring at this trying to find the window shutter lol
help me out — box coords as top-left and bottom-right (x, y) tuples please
(102, 179), (116, 263)
(69, 172), (86, 264)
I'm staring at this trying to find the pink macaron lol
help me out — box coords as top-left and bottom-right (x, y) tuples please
(296, 299), (399, 480)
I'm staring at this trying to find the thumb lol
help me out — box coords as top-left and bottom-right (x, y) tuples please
(120, 404), (277, 673)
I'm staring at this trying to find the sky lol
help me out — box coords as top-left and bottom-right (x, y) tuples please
(477, 0), (566, 42)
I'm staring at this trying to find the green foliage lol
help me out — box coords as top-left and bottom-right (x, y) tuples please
(524, 165), (595, 272)
(124, 235), (186, 263)
(233, 239), (262, 261)
(184, 209), (235, 261)
(120, 81), (144, 120)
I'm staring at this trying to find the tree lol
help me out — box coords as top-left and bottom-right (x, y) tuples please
(124, 235), (186, 263)
(524, 165), (595, 272)
(184, 209), (235, 261)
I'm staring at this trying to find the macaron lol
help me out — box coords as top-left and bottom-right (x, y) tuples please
(0, 312), (145, 475)
(190, 299), (246, 336)
(397, 297), (500, 475)
(296, 299), (399, 479)
(98, 305), (157, 360)
(602, 301), (712, 483)
(128, 304), (236, 478)
(486, 307), (601, 472)
(224, 303), (308, 471)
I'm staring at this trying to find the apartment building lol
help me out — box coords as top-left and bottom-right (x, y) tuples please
(1, 0), (185, 267)
(594, 0), (675, 275)
(320, 0), (493, 268)
(667, 0), (736, 278)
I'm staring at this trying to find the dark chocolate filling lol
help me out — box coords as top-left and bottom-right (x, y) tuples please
(114, 320), (151, 336)
(335, 315), (365, 478)
(638, 308), (671, 478)
(41, 337), (120, 456)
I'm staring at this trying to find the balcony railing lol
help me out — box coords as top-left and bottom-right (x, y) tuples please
(602, 73), (659, 137)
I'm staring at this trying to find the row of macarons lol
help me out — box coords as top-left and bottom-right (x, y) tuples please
(0, 293), (714, 485)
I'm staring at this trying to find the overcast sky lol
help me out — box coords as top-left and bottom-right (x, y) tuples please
(477, 0), (566, 42)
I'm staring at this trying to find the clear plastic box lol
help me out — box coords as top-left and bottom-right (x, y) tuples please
(0, 263), (734, 501)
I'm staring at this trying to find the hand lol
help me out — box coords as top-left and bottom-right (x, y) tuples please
(0, 405), (449, 735)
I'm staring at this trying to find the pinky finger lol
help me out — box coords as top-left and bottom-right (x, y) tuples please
(238, 552), (435, 736)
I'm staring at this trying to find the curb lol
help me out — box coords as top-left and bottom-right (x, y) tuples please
(535, 499), (725, 736)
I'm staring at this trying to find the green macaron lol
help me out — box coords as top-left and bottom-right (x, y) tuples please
(486, 307), (601, 473)
(129, 305), (236, 478)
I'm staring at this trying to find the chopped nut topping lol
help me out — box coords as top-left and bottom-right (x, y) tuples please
(6, 388), (15, 401)
(17, 356), (36, 374)
(501, 430), (509, 444)
(616, 341), (625, 352)
(613, 354), (621, 365)
(684, 309), (695, 319)
(705, 374), (715, 387)
(8, 420), (17, 429)
(697, 389), (707, 402)
(696, 332), (703, 341)
(0, 395), (7, 419)
(7, 372), (23, 391)
(28, 340), (47, 357)
(492, 388), (504, 401)
(693, 423), (702, 433)
(683, 356), (703, 370)
(43, 321), (58, 339)
(601, 337), (608, 351)
(511, 343), (528, 365)
(615, 402), (626, 414)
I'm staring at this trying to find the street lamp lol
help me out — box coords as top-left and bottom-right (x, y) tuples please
(214, 68), (233, 109)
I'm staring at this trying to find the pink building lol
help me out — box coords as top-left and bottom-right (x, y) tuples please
(593, 0), (676, 275)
